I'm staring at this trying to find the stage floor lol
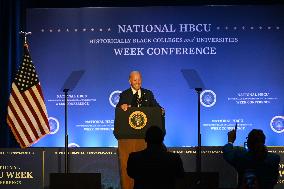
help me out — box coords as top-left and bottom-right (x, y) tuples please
(0, 147), (283, 189)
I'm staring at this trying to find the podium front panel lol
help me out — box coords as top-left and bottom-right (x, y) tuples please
(114, 107), (164, 139)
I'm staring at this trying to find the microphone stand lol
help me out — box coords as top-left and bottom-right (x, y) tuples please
(63, 88), (69, 173)
(195, 88), (202, 174)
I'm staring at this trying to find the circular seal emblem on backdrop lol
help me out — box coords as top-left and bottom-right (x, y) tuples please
(200, 90), (216, 107)
(68, 143), (80, 147)
(128, 111), (148, 130)
(48, 117), (60, 134)
(109, 90), (122, 107)
(270, 116), (284, 133)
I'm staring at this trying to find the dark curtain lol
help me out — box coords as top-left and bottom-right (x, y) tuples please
(0, 0), (26, 147)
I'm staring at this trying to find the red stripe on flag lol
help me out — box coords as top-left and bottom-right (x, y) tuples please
(37, 83), (45, 99)
(35, 84), (49, 128)
(7, 116), (26, 148)
(11, 89), (40, 139)
(36, 84), (50, 130)
(8, 100), (33, 145)
(22, 91), (46, 135)
(29, 85), (49, 128)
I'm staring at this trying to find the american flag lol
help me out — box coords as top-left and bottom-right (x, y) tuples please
(7, 43), (50, 148)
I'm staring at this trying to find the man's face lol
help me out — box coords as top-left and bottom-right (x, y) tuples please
(129, 72), (142, 91)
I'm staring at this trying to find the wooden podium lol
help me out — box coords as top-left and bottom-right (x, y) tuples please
(114, 107), (164, 189)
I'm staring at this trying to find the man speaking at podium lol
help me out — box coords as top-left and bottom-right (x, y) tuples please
(117, 71), (161, 110)
(116, 71), (163, 189)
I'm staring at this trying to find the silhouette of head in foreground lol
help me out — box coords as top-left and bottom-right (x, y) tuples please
(247, 129), (267, 160)
(127, 126), (184, 189)
(145, 125), (165, 145)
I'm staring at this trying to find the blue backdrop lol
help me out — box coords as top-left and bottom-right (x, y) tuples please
(27, 5), (284, 147)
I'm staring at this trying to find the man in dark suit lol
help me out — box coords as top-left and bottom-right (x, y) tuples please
(127, 126), (184, 189)
(223, 128), (280, 189)
(117, 71), (165, 189)
(116, 71), (161, 111)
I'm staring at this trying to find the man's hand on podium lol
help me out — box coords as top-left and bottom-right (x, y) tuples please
(121, 104), (131, 111)
(120, 104), (165, 116)
(161, 108), (165, 116)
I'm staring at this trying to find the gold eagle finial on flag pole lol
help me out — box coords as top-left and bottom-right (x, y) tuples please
(19, 31), (32, 49)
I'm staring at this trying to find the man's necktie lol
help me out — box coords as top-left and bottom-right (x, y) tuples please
(137, 94), (142, 107)
(131, 91), (138, 107)
(131, 91), (142, 107)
